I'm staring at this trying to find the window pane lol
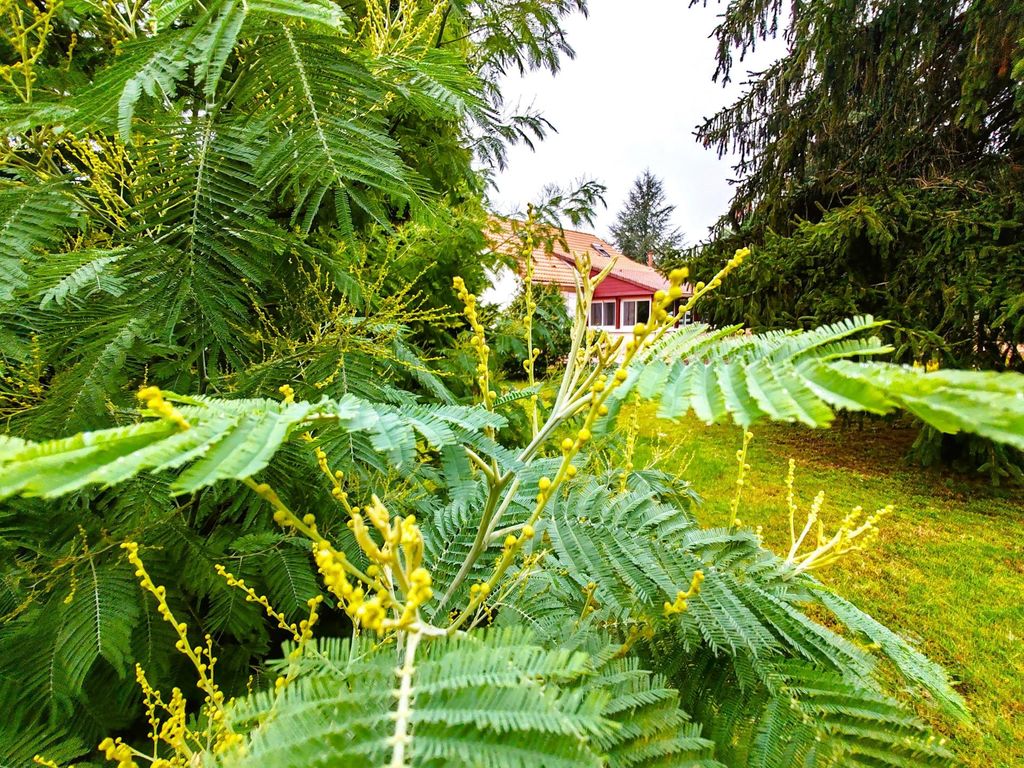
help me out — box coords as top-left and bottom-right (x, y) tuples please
(605, 302), (616, 326)
(637, 300), (650, 324)
(622, 301), (635, 326)
(590, 302), (602, 325)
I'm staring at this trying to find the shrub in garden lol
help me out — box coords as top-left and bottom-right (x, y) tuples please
(0, 0), (586, 758)
(485, 284), (572, 377)
(3, 252), (1024, 766)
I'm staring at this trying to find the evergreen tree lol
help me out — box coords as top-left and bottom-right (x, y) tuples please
(685, 0), (1024, 475)
(610, 170), (683, 264)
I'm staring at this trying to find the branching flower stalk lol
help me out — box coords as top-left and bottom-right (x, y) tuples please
(782, 469), (892, 575)
(214, 564), (324, 691)
(0, 0), (62, 103)
(120, 542), (239, 760)
(441, 248), (744, 632)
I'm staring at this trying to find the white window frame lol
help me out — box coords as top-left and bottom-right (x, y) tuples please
(620, 299), (651, 327)
(589, 300), (616, 329)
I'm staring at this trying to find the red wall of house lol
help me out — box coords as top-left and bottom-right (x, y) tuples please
(589, 276), (654, 329)
(592, 275), (652, 299)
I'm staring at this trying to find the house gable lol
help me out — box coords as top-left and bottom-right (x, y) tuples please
(485, 218), (694, 329)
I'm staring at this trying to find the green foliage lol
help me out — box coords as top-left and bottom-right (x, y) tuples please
(225, 628), (718, 768)
(3, 318), (1021, 765)
(609, 317), (1024, 451)
(3, 1), (1019, 765)
(486, 284), (572, 376)
(684, 0), (1024, 472)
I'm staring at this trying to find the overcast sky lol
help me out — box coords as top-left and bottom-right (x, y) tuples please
(487, 0), (783, 246)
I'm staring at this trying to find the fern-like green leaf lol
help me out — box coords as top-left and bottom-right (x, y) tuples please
(816, 591), (969, 722)
(0, 182), (81, 302)
(0, 395), (502, 498)
(607, 317), (1024, 450)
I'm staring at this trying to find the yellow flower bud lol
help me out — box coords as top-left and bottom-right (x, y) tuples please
(136, 386), (161, 402)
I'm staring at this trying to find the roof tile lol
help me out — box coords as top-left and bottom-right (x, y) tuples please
(487, 218), (691, 296)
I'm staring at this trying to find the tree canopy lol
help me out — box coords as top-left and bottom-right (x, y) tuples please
(610, 170), (683, 265)
(682, 0), (1024, 472)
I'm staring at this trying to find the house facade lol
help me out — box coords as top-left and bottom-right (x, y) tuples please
(483, 220), (693, 337)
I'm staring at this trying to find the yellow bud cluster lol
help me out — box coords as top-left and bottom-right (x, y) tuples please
(314, 542), (389, 634)
(314, 543), (357, 601)
(469, 581), (491, 597)
(352, 593), (387, 632)
(313, 491), (434, 634)
(278, 383), (295, 404)
(663, 570), (704, 616)
(159, 688), (188, 751)
(729, 247), (751, 268)
(453, 276), (494, 407)
(136, 386), (189, 430)
(98, 737), (137, 768)
(122, 542), (225, 723)
(215, 563), (301, 641)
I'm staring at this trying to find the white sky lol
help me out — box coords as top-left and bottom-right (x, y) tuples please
(487, 0), (784, 246)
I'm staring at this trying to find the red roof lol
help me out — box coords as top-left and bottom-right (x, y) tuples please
(487, 218), (689, 296)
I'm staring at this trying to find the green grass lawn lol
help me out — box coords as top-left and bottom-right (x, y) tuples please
(627, 406), (1024, 768)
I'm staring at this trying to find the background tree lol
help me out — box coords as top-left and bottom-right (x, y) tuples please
(683, 0), (1024, 476)
(610, 170), (683, 265)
